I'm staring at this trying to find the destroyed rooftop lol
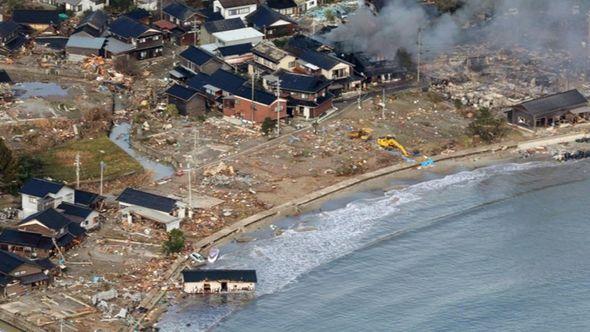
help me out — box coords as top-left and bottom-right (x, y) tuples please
(20, 208), (73, 231)
(252, 42), (291, 62)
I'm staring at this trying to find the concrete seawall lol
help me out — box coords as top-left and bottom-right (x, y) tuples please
(134, 131), (590, 330)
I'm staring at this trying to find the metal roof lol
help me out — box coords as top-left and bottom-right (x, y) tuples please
(212, 27), (264, 43)
(104, 37), (135, 54)
(116, 188), (178, 213)
(182, 269), (257, 283)
(66, 36), (106, 50)
(517, 89), (588, 117)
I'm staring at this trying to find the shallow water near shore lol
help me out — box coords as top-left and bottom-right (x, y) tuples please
(160, 159), (590, 331)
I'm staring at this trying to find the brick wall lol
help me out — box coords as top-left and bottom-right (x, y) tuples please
(224, 97), (287, 123)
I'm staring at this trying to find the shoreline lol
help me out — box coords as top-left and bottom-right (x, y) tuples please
(138, 131), (590, 329)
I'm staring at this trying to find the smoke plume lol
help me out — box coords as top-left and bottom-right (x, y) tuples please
(327, 0), (589, 61)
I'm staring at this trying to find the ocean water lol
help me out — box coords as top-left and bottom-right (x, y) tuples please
(159, 159), (590, 332)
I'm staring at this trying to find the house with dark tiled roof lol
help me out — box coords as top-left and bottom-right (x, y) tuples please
(123, 8), (151, 25)
(0, 21), (27, 55)
(0, 229), (55, 259)
(213, 0), (258, 20)
(11, 10), (61, 34)
(246, 5), (297, 39)
(178, 45), (228, 75)
(0, 70), (12, 84)
(249, 41), (296, 75)
(72, 10), (109, 38)
(200, 18), (245, 44)
(164, 84), (207, 116)
(116, 188), (187, 231)
(106, 16), (163, 60)
(265, 0), (298, 15)
(264, 70), (333, 119)
(163, 2), (204, 29)
(57, 202), (100, 230)
(17, 208), (86, 251)
(0, 249), (54, 297)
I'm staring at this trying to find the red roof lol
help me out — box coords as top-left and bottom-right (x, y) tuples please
(153, 20), (177, 31)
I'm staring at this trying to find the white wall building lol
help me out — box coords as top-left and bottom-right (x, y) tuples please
(20, 179), (75, 218)
(213, 0), (258, 20)
(182, 269), (257, 294)
(213, 27), (264, 47)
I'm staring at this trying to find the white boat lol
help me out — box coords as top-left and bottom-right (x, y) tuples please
(188, 252), (206, 264)
(208, 247), (220, 263)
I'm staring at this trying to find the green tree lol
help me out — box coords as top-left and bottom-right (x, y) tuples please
(324, 9), (335, 23)
(260, 117), (275, 136)
(162, 229), (185, 255)
(467, 107), (506, 143)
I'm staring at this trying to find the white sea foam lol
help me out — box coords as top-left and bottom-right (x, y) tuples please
(160, 161), (555, 331)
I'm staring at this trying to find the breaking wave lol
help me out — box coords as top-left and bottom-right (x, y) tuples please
(159, 161), (553, 331)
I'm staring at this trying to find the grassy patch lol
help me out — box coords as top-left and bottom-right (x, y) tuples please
(40, 136), (143, 183)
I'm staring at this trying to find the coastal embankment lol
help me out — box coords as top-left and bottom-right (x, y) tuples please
(133, 130), (589, 329)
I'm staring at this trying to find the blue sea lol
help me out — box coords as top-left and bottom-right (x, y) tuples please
(159, 159), (590, 331)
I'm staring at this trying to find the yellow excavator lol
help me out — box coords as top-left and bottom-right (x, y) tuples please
(377, 135), (410, 157)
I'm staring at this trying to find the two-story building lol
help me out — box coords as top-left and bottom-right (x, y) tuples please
(223, 84), (287, 123)
(18, 208), (86, 250)
(249, 41), (296, 75)
(164, 84), (207, 116)
(245, 5), (297, 39)
(0, 250), (54, 297)
(20, 178), (75, 218)
(58, 0), (109, 13)
(0, 229), (55, 259)
(106, 16), (163, 60)
(213, 0), (258, 21)
(0, 21), (26, 55)
(265, 70), (333, 119)
(163, 2), (203, 29)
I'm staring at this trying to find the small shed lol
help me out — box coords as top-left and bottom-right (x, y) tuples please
(182, 269), (257, 293)
(116, 188), (186, 231)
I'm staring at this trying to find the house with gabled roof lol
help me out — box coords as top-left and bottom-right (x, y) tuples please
(72, 10), (109, 38)
(266, 0), (298, 16)
(506, 89), (590, 129)
(106, 16), (163, 60)
(178, 45), (228, 75)
(0, 21), (27, 55)
(200, 18), (245, 44)
(0, 229), (55, 259)
(116, 188), (187, 231)
(213, 0), (258, 20)
(0, 249), (54, 297)
(164, 84), (207, 116)
(265, 70), (333, 119)
(163, 2), (204, 29)
(20, 178), (75, 218)
(123, 8), (152, 25)
(215, 43), (253, 65)
(246, 5), (297, 39)
(249, 41), (296, 75)
(56, 202), (100, 230)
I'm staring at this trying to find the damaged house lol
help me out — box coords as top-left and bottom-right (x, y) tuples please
(506, 89), (590, 129)
(248, 41), (297, 75)
(18, 208), (86, 250)
(105, 16), (163, 60)
(0, 21), (27, 55)
(0, 250), (55, 297)
(11, 10), (61, 35)
(116, 188), (187, 231)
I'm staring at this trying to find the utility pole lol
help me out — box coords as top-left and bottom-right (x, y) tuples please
(99, 161), (106, 196)
(381, 88), (386, 119)
(186, 158), (193, 218)
(417, 27), (423, 85)
(251, 70), (257, 124)
(357, 83), (362, 110)
(275, 78), (281, 135)
(75, 153), (80, 189)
